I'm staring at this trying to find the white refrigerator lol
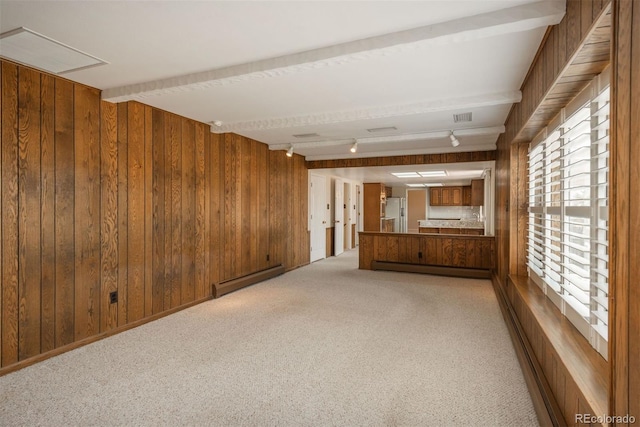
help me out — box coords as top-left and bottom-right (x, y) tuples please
(385, 197), (406, 233)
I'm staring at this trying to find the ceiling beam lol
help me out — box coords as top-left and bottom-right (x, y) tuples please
(268, 125), (506, 151)
(210, 92), (520, 134)
(303, 144), (499, 162)
(102, 1), (565, 103)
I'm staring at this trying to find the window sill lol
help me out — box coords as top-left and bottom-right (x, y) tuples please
(507, 275), (608, 420)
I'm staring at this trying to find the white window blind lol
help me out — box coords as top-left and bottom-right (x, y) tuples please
(527, 70), (609, 359)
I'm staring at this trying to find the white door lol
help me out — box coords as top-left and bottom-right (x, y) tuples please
(334, 179), (344, 256)
(309, 174), (326, 262)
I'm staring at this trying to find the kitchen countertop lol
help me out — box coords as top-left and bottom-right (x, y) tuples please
(418, 219), (485, 229)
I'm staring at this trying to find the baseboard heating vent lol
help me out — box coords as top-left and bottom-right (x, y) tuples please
(213, 265), (285, 298)
(371, 261), (491, 279)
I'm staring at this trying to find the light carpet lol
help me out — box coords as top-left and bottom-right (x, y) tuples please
(0, 249), (538, 426)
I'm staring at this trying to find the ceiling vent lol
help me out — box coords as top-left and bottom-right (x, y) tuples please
(367, 126), (397, 133)
(292, 133), (320, 138)
(0, 27), (108, 74)
(453, 112), (472, 123)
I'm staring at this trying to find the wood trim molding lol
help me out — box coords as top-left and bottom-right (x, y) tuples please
(491, 273), (560, 426)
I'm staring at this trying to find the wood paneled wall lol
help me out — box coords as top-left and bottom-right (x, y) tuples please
(0, 60), (310, 372)
(610, 0), (640, 420)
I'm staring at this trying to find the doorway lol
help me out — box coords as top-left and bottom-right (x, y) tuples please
(309, 174), (327, 262)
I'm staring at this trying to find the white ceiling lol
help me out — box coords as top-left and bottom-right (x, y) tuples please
(0, 0), (564, 164)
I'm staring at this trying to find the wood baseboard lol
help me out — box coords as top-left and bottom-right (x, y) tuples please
(491, 273), (563, 427)
(371, 261), (491, 279)
(214, 265), (285, 298)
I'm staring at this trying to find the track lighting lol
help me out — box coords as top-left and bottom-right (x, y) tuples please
(286, 145), (294, 157)
(449, 132), (460, 147)
(350, 140), (358, 153)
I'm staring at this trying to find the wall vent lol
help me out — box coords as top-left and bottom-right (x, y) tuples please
(453, 112), (472, 123)
(292, 133), (319, 138)
(366, 126), (397, 133)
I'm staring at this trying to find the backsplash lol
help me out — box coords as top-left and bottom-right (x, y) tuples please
(427, 205), (481, 220)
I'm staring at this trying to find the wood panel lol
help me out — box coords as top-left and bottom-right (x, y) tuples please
(40, 74), (55, 354)
(73, 84), (100, 341)
(100, 100), (118, 331)
(17, 67), (42, 360)
(54, 77), (75, 348)
(151, 108), (165, 313)
(115, 103), (128, 327)
(610, 0), (639, 421)
(358, 232), (495, 271)
(306, 150), (496, 169)
(127, 101), (146, 322)
(181, 119), (195, 305)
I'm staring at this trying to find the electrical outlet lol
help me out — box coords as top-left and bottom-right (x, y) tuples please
(109, 291), (118, 304)
(418, 251), (423, 259)
(266, 254), (270, 261)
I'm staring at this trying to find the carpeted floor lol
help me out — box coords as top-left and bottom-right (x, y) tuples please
(0, 249), (538, 426)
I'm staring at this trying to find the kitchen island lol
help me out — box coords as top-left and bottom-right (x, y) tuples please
(359, 231), (495, 278)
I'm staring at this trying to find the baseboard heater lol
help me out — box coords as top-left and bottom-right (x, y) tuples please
(213, 265), (285, 298)
(371, 261), (491, 279)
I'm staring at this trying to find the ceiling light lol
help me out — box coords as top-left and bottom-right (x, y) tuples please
(350, 140), (358, 153)
(0, 27), (108, 74)
(391, 172), (420, 178)
(212, 120), (223, 127)
(449, 132), (460, 147)
(418, 171), (447, 177)
(292, 133), (319, 138)
(286, 145), (294, 157)
(406, 183), (444, 188)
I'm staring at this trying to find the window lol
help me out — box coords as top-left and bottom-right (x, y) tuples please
(527, 69), (609, 359)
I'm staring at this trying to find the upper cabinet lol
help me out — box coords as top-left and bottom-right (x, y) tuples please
(471, 179), (484, 206)
(430, 180), (484, 207)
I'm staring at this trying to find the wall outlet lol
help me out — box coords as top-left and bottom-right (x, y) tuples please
(418, 251), (423, 259)
(266, 254), (270, 261)
(109, 291), (118, 304)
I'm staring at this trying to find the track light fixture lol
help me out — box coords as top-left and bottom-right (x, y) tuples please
(350, 140), (358, 153)
(449, 131), (460, 147)
(286, 145), (294, 157)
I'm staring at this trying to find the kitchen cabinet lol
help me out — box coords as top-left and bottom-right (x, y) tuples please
(429, 187), (442, 206)
(431, 186), (463, 206)
(442, 187), (462, 205)
(471, 179), (484, 206)
(463, 186), (472, 206)
(363, 183), (387, 232)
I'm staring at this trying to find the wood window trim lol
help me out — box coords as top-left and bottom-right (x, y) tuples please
(507, 274), (608, 418)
